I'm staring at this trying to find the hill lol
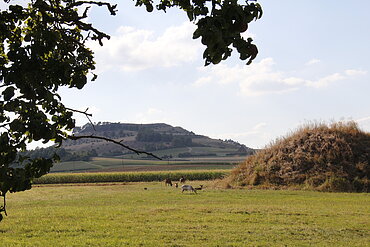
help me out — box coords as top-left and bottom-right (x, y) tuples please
(222, 122), (369, 192)
(62, 122), (255, 159)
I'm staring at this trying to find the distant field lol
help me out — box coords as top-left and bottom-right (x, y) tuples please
(50, 155), (246, 173)
(117, 146), (249, 159)
(2, 182), (369, 246)
(135, 147), (241, 157)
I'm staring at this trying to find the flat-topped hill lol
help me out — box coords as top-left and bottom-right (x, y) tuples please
(62, 122), (254, 158)
(223, 122), (369, 192)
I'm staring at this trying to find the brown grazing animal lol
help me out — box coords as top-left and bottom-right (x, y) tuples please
(165, 178), (172, 186)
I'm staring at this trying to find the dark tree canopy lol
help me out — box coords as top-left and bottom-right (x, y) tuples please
(0, 0), (262, 220)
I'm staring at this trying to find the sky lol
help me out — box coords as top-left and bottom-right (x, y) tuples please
(57, 0), (370, 149)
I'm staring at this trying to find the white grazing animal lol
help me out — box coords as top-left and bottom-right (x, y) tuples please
(181, 185), (197, 194)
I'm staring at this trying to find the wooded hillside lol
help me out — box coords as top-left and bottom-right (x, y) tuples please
(58, 122), (255, 159)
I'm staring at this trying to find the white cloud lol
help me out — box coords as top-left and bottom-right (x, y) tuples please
(193, 58), (298, 96)
(193, 76), (212, 87)
(134, 108), (171, 124)
(89, 22), (201, 72)
(146, 108), (163, 115)
(356, 116), (370, 123)
(282, 77), (306, 86)
(305, 73), (345, 88)
(355, 116), (370, 133)
(193, 58), (368, 96)
(253, 122), (267, 130)
(306, 58), (321, 66)
(213, 122), (270, 148)
(345, 69), (368, 76)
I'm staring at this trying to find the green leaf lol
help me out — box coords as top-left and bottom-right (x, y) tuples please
(3, 87), (15, 101)
(187, 11), (194, 21)
(193, 29), (201, 39)
(145, 4), (154, 12)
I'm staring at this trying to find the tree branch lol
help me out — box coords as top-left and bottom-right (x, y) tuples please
(68, 135), (162, 160)
(65, 107), (92, 117)
(65, 107), (96, 131)
(0, 123), (10, 131)
(67, 1), (117, 16)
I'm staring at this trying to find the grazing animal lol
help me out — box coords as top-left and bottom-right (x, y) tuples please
(195, 185), (203, 191)
(165, 178), (172, 186)
(181, 184), (197, 194)
(174, 183), (178, 188)
(179, 176), (186, 183)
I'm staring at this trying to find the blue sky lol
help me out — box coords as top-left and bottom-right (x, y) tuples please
(58, 0), (370, 149)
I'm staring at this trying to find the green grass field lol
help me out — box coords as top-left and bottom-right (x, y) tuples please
(50, 156), (244, 173)
(1, 181), (369, 246)
(120, 147), (243, 158)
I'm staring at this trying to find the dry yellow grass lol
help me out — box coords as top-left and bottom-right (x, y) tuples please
(222, 121), (369, 192)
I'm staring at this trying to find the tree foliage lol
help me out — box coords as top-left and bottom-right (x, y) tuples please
(0, 0), (262, 221)
(136, 0), (262, 65)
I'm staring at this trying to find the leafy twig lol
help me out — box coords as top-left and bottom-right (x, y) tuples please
(66, 1), (117, 16)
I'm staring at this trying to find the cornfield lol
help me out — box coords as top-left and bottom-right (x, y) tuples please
(34, 170), (230, 184)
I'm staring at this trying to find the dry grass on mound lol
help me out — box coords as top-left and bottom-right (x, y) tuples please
(222, 121), (369, 192)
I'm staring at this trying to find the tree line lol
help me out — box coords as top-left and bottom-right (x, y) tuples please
(21, 147), (97, 163)
(136, 128), (193, 148)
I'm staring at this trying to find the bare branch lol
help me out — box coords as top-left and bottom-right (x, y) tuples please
(65, 107), (92, 117)
(65, 107), (96, 131)
(68, 135), (162, 160)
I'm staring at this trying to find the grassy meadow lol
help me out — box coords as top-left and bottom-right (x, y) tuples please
(1, 181), (369, 246)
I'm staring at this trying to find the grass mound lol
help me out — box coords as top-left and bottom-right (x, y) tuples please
(223, 122), (369, 192)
